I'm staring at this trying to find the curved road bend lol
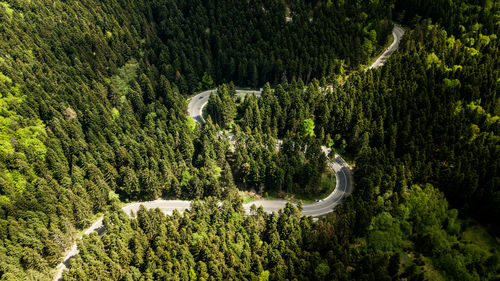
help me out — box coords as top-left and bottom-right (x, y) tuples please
(54, 24), (404, 281)
(187, 89), (261, 123)
(54, 148), (352, 280)
(369, 24), (405, 69)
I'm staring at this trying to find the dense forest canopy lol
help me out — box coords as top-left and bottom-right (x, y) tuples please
(149, 0), (394, 89)
(0, 0), (498, 280)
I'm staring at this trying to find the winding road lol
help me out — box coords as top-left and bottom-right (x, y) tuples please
(187, 89), (261, 123)
(369, 24), (405, 69)
(53, 24), (403, 281)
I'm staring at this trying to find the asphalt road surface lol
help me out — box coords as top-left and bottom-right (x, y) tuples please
(54, 24), (403, 281)
(369, 25), (405, 69)
(187, 89), (261, 123)
(54, 147), (351, 281)
(243, 147), (352, 217)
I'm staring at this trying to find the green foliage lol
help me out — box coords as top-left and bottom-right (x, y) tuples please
(201, 72), (214, 89)
(0, 83), (46, 161)
(0, 0), (201, 277)
(206, 84), (237, 128)
(147, 0), (393, 89)
(0, 74), (46, 198)
(62, 202), (392, 281)
(301, 118), (316, 138)
(395, 0), (499, 35)
(231, 129), (327, 197)
(258, 270), (270, 281)
(367, 185), (499, 280)
(0, 0), (497, 279)
(326, 14), (499, 279)
(189, 266), (197, 281)
(314, 263), (330, 279)
(0, 72), (12, 84)
(180, 170), (193, 187)
(442, 78), (460, 89)
(1, 169), (27, 193)
(111, 107), (120, 120)
(186, 116), (196, 132)
(368, 211), (403, 251)
(426, 52), (441, 69)
(111, 59), (139, 96)
(0, 2), (13, 17)
(108, 190), (120, 202)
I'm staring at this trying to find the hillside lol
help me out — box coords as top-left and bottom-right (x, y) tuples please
(0, 0), (499, 280)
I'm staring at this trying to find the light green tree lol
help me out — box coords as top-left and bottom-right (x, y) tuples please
(201, 72), (214, 89)
(258, 270), (270, 281)
(301, 118), (315, 138)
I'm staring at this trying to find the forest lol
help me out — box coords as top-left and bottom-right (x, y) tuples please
(63, 184), (498, 280)
(0, 0), (499, 280)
